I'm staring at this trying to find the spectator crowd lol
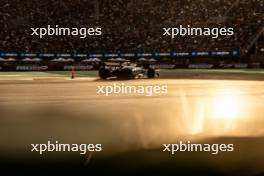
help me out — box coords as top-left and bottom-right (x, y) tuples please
(0, 0), (263, 53)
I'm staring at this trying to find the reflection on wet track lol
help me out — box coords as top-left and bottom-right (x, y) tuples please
(0, 79), (263, 148)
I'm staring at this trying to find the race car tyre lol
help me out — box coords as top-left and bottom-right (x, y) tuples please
(147, 68), (155, 78)
(99, 67), (111, 79)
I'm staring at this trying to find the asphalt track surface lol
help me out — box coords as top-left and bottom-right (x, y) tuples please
(0, 74), (264, 175)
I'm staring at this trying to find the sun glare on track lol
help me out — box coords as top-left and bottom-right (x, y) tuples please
(212, 89), (240, 120)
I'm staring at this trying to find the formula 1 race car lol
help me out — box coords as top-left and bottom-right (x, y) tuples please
(98, 58), (159, 80)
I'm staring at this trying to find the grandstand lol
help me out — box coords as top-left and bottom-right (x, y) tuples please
(0, 0), (263, 70)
